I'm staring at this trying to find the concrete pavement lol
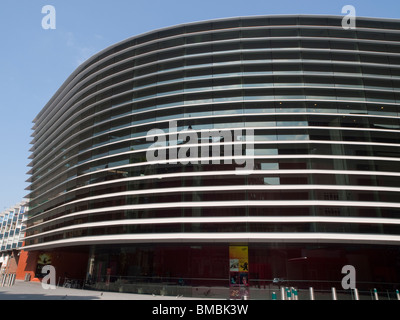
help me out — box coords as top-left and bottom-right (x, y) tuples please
(0, 280), (206, 300)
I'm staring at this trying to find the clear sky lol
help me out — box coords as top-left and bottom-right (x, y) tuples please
(0, 0), (399, 210)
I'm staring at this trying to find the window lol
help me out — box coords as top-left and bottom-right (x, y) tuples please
(358, 42), (388, 53)
(334, 77), (363, 88)
(213, 77), (242, 90)
(360, 54), (388, 65)
(185, 104), (213, 117)
(304, 63), (333, 73)
(242, 18), (268, 27)
(213, 89), (242, 102)
(333, 64), (361, 75)
(365, 91), (395, 103)
(330, 41), (358, 50)
(299, 17), (328, 26)
(158, 60), (184, 72)
(185, 79), (212, 92)
(331, 53), (360, 62)
(244, 102), (275, 114)
(304, 76), (334, 87)
(275, 88), (305, 100)
(243, 51), (272, 61)
(213, 65), (242, 76)
(329, 29), (356, 39)
(186, 44), (212, 55)
(269, 17), (298, 26)
(243, 64), (272, 74)
(186, 33), (212, 45)
(302, 51), (331, 61)
(212, 31), (240, 41)
(243, 76), (273, 88)
(336, 89), (365, 101)
(212, 20), (241, 30)
(242, 40), (270, 50)
(244, 89), (273, 101)
(301, 40), (330, 49)
(274, 63), (302, 73)
(186, 56), (212, 67)
(158, 37), (185, 50)
(213, 53), (241, 64)
(213, 41), (240, 51)
(270, 28), (298, 37)
(242, 29), (270, 38)
(272, 51), (301, 60)
(363, 78), (392, 90)
(300, 28), (329, 37)
(361, 31), (387, 40)
(271, 40), (300, 49)
(186, 22), (212, 34)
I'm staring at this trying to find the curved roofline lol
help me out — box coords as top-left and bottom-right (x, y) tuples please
(34, 14), (400, 122)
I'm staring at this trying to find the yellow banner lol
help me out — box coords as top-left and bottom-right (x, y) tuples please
(229, 246), (249, 272)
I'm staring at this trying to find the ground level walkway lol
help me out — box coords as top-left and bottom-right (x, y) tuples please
(0, 280), (207, 300)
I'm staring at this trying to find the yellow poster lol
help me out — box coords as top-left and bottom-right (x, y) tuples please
(229, 246), (249, 299)
(229, 246), (248, 260)
(229, 246), (248, 272)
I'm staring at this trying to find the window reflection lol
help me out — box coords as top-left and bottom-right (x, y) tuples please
(30, 19), (400, 236)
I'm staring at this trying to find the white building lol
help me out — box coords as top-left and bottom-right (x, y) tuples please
(0, 202), (28, 273)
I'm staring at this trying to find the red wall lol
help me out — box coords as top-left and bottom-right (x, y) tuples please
(16, 248), (89, 283)
(16, 250), (40, 282)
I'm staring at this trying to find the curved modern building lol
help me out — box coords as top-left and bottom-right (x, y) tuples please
(24, 15), (400, 297)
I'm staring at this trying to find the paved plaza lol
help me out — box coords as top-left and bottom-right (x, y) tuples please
(0, 280), (204, 300)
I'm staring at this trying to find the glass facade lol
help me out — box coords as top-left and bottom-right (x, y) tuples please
(86, 243), (399, 296)
(25, 15), (400, 295)
(0, 203), (27, 252)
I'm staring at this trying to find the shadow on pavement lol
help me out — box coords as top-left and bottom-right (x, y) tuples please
(0, 290), (100, 300)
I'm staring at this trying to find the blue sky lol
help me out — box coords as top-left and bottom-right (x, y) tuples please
(0, 0), (399, 210)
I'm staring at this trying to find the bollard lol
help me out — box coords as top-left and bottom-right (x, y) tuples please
(8, 274), (15, 287)
(272, 292), (277, 300)
(309, 287), (315, 300)
(293, 288), (298, 300)
(281, 287), (286, 300)
(373, 288), (379, 300)
(396, 289), (400, 300)
(286, 287), (292, 300)
(353, 288), (360, 300)
(332, 287), (337, 300)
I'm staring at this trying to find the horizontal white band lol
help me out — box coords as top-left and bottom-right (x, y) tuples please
(27, 199), (400, 232)
(23, 216), (400, 241)
(35, 184), (400, 211)
(29, 151), (400, 197)
(22, 232), (400, 251)
(28, 167), (400, 206)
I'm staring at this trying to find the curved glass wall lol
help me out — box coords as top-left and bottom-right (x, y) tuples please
(25, 15), (400, 250)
